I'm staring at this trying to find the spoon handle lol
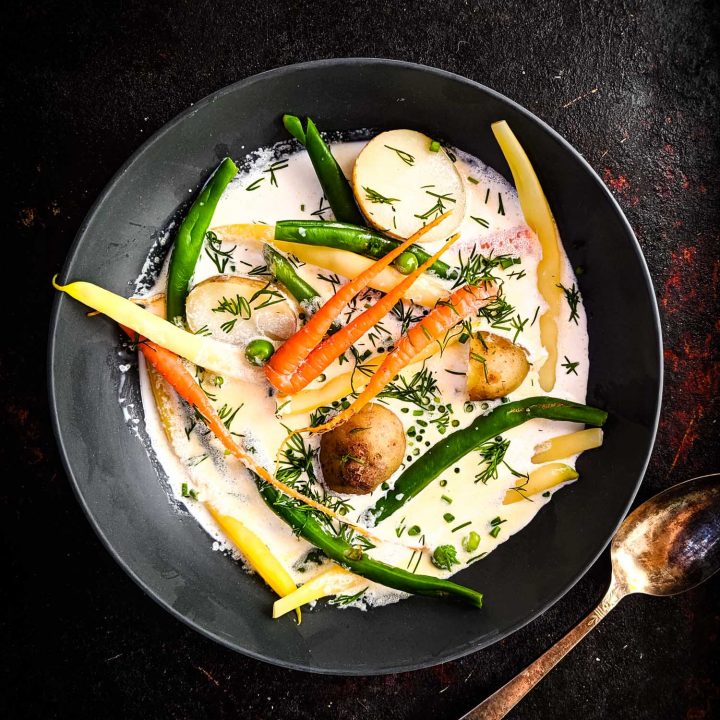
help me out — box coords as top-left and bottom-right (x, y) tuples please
(460, 582), (625, 720)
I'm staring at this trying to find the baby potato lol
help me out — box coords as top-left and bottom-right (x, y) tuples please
(319, 404), (406, 495)
(186, 275), (297, 345)
(467, 331), (529, 400)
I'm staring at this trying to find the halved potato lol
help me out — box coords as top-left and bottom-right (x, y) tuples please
(352, 129), (466, 243)
(467, 331), (530, 400)
(186, 275), (297, 344)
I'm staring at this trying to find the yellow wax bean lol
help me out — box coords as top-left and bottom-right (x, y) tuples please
(272, 566), (357, 619)
(532, 428), (604, 464)
(212, 224), (447, 308)
(53, 278), (259, 381)
(491, 121), (563, 392)
(504, 462), (579, 504)
(205, 504), (301, 622)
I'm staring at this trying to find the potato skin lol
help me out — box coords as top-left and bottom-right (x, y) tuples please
(467, 331), (530, 400)
(320, 404), (406, 495)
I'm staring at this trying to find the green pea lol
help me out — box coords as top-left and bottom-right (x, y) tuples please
(244, 338), (275, 366)
(463, 531), (480, 552)
(394, 251), (419, 275)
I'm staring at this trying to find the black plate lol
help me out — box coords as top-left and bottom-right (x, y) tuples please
(48, 59), (662, 674)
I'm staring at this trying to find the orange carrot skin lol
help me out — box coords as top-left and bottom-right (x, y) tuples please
(121, 327), (246, 461)
(307, 283), (497, 433)
(265, 213), (451, 394)
(271, 233), (461, 395)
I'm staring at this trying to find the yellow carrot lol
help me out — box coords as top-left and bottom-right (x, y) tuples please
(53, 277), (258, 381)
(205, 503), (300, 621)
(491, 121), (563, 392)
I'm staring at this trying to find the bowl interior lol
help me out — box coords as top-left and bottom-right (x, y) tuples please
(49, 59), (661, 674)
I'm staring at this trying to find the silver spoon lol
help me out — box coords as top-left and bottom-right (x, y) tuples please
(461, 473), (720, 720)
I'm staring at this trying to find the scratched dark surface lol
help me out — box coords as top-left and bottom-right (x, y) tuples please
(3, 0), (719, 718)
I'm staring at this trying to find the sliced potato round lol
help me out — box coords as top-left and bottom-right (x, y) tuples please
(467, 331), (530, 400)
(186, 275), (297, 345)
(352, 129), (466, 243)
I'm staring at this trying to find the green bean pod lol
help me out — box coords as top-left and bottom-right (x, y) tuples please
(368, 397), (608, 525)
(274, 220), (456, 280)
(255, 477), (483, 608)
(166, 157), (238, 323)
(263, 244), (321, 312)
(282, 115), (364, 225)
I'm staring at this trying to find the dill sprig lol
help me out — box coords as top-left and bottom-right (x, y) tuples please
(264, 159), (288, 187)
(379, 366), (439, 410)
(471, 216), (490, 229)
(213, 294), (252, 319)
(311, 195), (332, 221)
(414, 190), (455, 221)
(562, 356), (580, 375)
(474, 437), (511, 484)
(364, 186), (400, 205)
(384, 145), (415, 166)
(452, 247), (520, 288)
(204, 231), (235, 274)
(391, 300), (426, 336)
(328, 588), (368, 607)
(558, 283), (581, 324)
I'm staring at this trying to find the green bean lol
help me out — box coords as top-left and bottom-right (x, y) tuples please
(244, 338), (275, 366)
(255, 477), (483, 608)
(368, 397), (608, 525)
(282, 114), (364, 225)
(262, 244), (321, 312)
(166, 158), (238, 323)
(274, 220), (456, 280)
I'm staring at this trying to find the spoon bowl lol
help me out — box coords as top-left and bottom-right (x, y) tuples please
(611, 473), (720, 597)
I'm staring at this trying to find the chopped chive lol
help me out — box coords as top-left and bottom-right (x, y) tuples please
(453, 520), (472, 533)
(408, 525), (421, 536)
(490, 516), (507, 526)
(443, 513), (455, 523)
(484, 188), (490, 204)
(429, 140), (440, 152)
(441, 494), (453, 504)
(467, 176), (479, 184)
(468, 552), (487, 564)
(471, 216), (490, 228)
(489, 526), (501, 538)
(497, 192), (505, 215)
(181, 482), (189, 497)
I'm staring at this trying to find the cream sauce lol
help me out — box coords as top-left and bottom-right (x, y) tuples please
(134, 137), (589, 610)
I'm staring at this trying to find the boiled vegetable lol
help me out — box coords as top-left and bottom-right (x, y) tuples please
(54, 278), (259, 380)
(166, 158), (238, 324)
(213, 223), (448, 307)
(319, 404), (406, 494)
(245, 338), (275, 366)
(368, 397), (608, 525)
(467, 331), (530, 400)
(272, 567), (357, 618)
(491, 121), (563, 392)
(303, 282), (497, 436)
(531, 428), (604, 464)
(282, 114), (364, 225)
(504, 463), (579, 504)
(263, 244), (322, 313)
(274, 220), (456, 279)
(352, 129), (466, 243)
(265, 215), (451, 396)
(256, 477), (483, 608)
(185, 275), (297, 344)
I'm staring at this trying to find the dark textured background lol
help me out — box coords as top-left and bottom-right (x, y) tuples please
(3, 0), (719, 718)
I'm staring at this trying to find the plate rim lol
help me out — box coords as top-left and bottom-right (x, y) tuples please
(47, 57), (664, 675)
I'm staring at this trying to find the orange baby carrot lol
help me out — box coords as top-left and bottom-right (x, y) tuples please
(271, 232), (461, 395)
(301, 282), (497, 435)
(265, 213), (451, 394)
(120, 326), (376, 536)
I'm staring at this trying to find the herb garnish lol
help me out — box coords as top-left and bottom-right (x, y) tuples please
(364, 186), (400, 205)
(264, 159), (288, 187)
(558, 283), (581, 324)
(204, 231), (235, 274)
(562, 356), (580, 375)
(431, 544), (459, 571)
(384, 145), (415, 166)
